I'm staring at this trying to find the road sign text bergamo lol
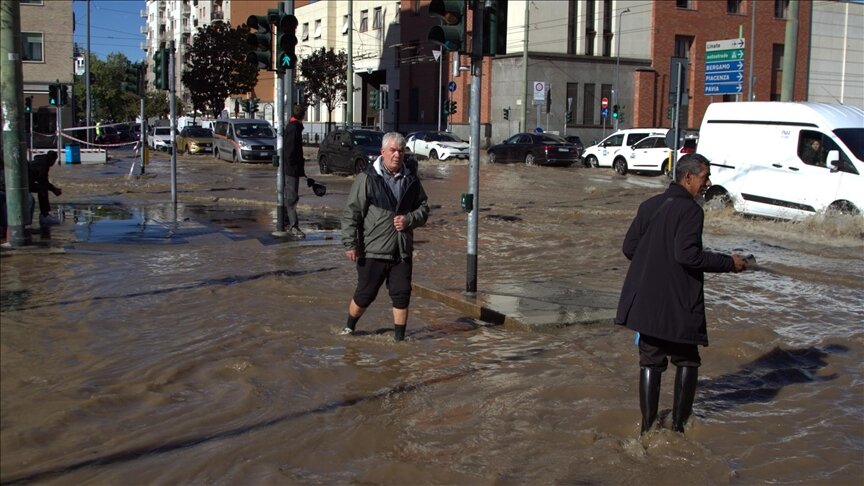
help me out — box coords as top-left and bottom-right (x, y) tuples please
(704, 38), (745, 95)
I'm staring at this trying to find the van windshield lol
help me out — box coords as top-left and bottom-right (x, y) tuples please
(236, 124), (275, 138)
(834, 128), (864, 161)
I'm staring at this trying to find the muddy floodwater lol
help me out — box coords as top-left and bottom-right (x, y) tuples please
(2, 152), (863, 484)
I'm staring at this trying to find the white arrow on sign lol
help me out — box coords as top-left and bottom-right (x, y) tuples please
(706, 38), (746, 51)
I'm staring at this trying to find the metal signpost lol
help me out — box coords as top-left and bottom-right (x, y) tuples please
(601, 96), (609, 139)
(704, 38), (745, 96)
(533, 81), (546, 130)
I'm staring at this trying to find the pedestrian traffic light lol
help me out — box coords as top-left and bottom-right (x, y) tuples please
(48, 83), (59, 106)
(25, 96), (32, 113)
(247, 11), (274, 70)
(503, 108), (509, 120)
(369, 89), (379, 110)
(59, 85), (69, 106)
(566, 111), (572, 123)
(612, 104), (619, 119)
(153, 48), (169, 90)
(428, 0), (466, 53)
(450, 100), (458, 115)
(276, 13), (299, 72)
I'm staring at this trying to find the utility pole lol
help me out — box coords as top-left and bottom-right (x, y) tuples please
(466, 2), (485, 293)
(346, 0), (353, 128)
(520, 0), (529, 133)
(780, 0), (799, 101)
(1, 0), (32, 245)
(86, 0), (92, 144)
(169, 40), (177, 205)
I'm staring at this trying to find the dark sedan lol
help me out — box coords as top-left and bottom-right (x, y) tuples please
(318, 129), (384, 175)
(487, 132), (581, 166)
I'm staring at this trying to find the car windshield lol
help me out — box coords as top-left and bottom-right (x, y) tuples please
(352, 132), (384, 147)
(185, 128), (212, 137)
(154, 128), (170, 135)
(430, 132), (464, 143)
(538, 134), (567, 143)
(834, 128), (864, 160)
(236, 124), (274, 138)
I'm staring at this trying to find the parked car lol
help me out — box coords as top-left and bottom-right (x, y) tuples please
(564, 135), (585, 160)
(405, 131), (469, 161)
(176, 126), (214, 154)
(115, 123), (133, 142)
(149, 126), (172, 151)
(212, 119), (276, 163)
(486, 132), (580, 166)
(581, 128), (668, 169)
(318, 128), (384, 175)
(610, 135), (697, 175)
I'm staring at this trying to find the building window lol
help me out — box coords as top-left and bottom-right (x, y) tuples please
(302, 22), (309, 41)
(774, 0), (789, 19)
(342, 15), (349, 35)
(727, 0), (743, 14)
(674, 35), (693, 60)
(771, 43), (783, 101)
(413, 0), (420, 15)
(675, 0), (692, 8)
(359, 10), (368, 32)
(585, 0), (595, 56)
(602, 0), (612, 57)
(373, 7), (383, 29)
(583, 83), (596, 125)
(314, 19), (322, 38)
(21, 32), (43, 62)
(566, 82), (579, 125)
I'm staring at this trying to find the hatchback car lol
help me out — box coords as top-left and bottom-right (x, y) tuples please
(176, 126), (214, 154)
(318, 129), (384, 175)
(610, 135), (699, 176)
(406, 131), (469, 161)
(486, 132), (580, 166)
(582, 128), (668, 169)
(149, 126), (173, 151)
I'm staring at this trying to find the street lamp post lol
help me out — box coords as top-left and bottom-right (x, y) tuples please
(613, 7), (630, 132)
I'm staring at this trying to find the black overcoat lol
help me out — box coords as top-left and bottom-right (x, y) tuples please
(282, 119), (306, 178)
(615, 183), (733, 345)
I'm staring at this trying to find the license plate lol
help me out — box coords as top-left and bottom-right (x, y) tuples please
(259, 151), (268, 156)
(557, 148), (570, 153)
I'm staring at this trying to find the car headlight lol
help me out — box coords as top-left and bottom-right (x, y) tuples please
(366, 153), (377, 161)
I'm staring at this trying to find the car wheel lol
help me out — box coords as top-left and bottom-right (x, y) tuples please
(662, 159), (673, 177)
(586, 155), (599, 168)
(525, 152), (536, 166)
(828, 200), (859, 215)
(613, 157), (628, 175)
(704, 187), (732, 209)
(488, 151), (497, 164)
(185, 144), (192, 155)
(429, 149), (439, 161)
(318, 155), (332, 174)
(354, 158), (365, 174)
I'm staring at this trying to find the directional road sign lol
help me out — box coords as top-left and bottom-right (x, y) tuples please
(601, 107), (609, 119)
(448, 81), (457, 92)
(704, 38), (745, 95)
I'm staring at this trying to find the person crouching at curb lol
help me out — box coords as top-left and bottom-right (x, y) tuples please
(29, 151), (62, 226)
(615, 153), (749, 435)
(340, 132), (430, 341)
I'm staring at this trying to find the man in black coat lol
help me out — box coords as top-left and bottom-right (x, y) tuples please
(29, 150), (62, 226)
(282, 104), (306, 238)
(616, 153), (748, 435)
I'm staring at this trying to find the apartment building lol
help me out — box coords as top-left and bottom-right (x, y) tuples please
(20, 0), (75, 140)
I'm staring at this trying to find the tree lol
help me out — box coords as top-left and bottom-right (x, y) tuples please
(72, 53), (140, 123)
(299, 48), (347, 131)
(182, 22), (258, 119)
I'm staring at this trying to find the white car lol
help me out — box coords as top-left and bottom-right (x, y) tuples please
(582, 128), (668, 169)
(406, 131), (469, 161)
(611, 135), (697, 175)
(149, 126), (172, 151)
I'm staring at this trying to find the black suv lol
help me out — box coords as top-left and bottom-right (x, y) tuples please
(318, 129), (384, 175)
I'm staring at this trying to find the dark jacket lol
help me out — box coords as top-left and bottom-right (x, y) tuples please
(615, 182), (734, 345)
(341, 157), (429, 260)
(282, 118), (305, 178)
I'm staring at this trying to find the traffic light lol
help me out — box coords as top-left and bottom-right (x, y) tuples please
(251, 98), (259, 113)
(59, 85), (69, 106)
(153, 48), (169, 90)
(612, 104), (619, 119)
(428, 0), (466, 53)
(48, 83), (59, 106)
(276, 13), (299, 72)
(25, 96), (32, 113)
(247, 10), (274, 70)
(503, 107), (509, 120)
(369, 89), (379, 110)
(123, 63), (142, 95)
(566, 111), (572, 123)
(450, 100), (458, 115)
(443, 99), (450, 115)
(483, 0), (508, 56)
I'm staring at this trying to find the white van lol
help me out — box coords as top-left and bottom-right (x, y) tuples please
(212, 118), (277, 163)
(698, 102), (864, 220)
(582, 128), (668, 169)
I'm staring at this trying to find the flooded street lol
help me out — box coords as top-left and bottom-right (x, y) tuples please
(2, 151), (862, 484)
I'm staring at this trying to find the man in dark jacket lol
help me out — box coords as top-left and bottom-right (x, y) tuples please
(282, 104), (306, 238)
(29, 150), (62, 226)
(616, 153), (748, 435)
(340, 132), (430, 341)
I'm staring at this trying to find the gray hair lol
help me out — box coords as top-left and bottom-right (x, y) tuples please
(674, 153), (710, 182)
(382, 132), (406, 150)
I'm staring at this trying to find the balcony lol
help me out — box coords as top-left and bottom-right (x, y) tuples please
(211, 10), (224, 21)
(140, 25), (147, 34)
(140, 9), (146, 18)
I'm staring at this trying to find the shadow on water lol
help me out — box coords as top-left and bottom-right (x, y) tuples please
(695, 345), (845, 417)
(0, 348), (546, 485)
(4, 267), (338, 312)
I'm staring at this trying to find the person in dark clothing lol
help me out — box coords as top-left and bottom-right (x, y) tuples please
(282, 104), (307, 238)
(801, 138), (823, 166)
(615, 153), (748, 435)
(340, 132), (430, 341)
(29, 150), (62, 226)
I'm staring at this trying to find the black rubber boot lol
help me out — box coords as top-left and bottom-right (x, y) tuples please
(394, 324), (406, 341)
(672, 366), (698, 433)
(639, 367), (662, 435)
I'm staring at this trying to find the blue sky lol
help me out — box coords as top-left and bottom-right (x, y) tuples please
(73, 0), (147, 62)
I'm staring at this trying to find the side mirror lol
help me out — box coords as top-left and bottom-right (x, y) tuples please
(826, 149), (840, 171)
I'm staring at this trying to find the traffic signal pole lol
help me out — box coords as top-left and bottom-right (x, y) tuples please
(466, 1), (485, 294)
(169, 40), (177, 205)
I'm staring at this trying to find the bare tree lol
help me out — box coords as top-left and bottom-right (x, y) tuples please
(299, 48), (347, 131)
